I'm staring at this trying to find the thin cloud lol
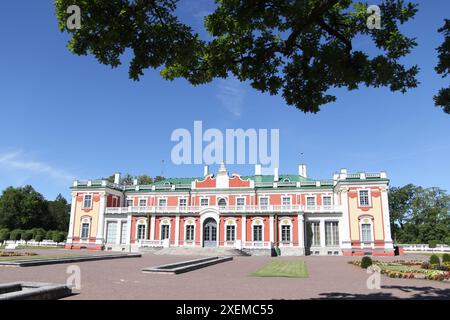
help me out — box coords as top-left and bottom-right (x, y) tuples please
(0, 151), (75, 183)
(217, 77), (245, 117)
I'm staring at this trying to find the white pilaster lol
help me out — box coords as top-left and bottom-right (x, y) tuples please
(115, 220), (122, 245)
(96, 193), (106, 245)
(339, 188), (351, 250)
(269, 216), (274, 243)
(241, 215), (246, 243)
(298, 214), (304, 248)
(150, 215), (156, 241)
(381, 187), (394, 249)
(126, 214), (132, 245)
(66, 193), (77, 244)
(175, 215), (180, 246)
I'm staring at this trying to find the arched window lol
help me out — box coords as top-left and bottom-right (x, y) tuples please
(218, 198), (227, 209)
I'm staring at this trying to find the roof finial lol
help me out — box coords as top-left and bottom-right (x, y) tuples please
(218, 160), (226, 173)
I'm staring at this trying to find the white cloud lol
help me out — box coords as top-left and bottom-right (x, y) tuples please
(0, 151), (75, 183)
(216, 77), (245, 117)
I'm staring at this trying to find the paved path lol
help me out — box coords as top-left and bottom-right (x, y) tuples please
(0, 250), (448, 299)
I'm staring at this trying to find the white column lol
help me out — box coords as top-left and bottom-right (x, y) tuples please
(66, 193), (77, 244)
(96, 193), (106, 245)
(175, 215), (180, 246)
(381, 187), (394, 249)
(241, 215), (246, 243)
(269, 216), (274, 243)
(320, 219), (326, 249)
(126, 214), (132, 245)
(150, 215), (156, 241)
(298, 214), (304, 248)
(115, 220), (122, 245)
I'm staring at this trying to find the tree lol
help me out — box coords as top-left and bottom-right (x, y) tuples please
(55, 0), (420, 113)
(389, 184), (450, 244)
(137, 175), (153, 185)
(154, 176), (165, 183)
(0, 186), (50, 230)
(47, 194), (70, 231)
(434, 19), (450, 114)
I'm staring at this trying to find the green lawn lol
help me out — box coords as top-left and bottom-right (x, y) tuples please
(251, 260), (308, 278)
(0, 254), (83, 262)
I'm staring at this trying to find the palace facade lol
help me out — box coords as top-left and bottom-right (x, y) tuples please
(65, 163), (394, 256)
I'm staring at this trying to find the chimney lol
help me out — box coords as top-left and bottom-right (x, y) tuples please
(133, 179), (138, 186)
(203, 165), (209, 177)
(114, 172), (121, 184)
(254, 163), (261, 175)
(273, 167), (279, 181)
(298, 164), (307, 178)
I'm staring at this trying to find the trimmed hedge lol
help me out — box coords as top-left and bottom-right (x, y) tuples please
(0, 229), (10, 242)
(361, 256), (373, 269)
(429, 254), (440, 265)
(443, 253), (450, 263)
(428, 240), (438, 248)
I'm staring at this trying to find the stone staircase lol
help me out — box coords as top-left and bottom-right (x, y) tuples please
(139, 246), (250, 256)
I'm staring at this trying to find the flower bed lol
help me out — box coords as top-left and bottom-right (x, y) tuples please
(349, 259), (450, 282)
(0, 251), (38, 257)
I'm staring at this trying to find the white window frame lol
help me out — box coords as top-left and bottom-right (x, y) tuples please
(358, 189), (371, 207)
(259, 197), (269, 210)
(359, 217), (374, 245)
(160, 222), (171, 240)
(309, 221), (321, 247)
(251, 218), (265, 243)
(282, 196), (292, 210)
(236, 197), (245, 210)
(158, 198), (167, 207)
(185, 224), (195, 241)
(126, 198), (133, 207)
(325, 221), (339, 246)
(80, 220), (90, 239)
(139, 198), (147, 207)
(306, 195), (316, 210)
(217, 198), (227, 209)
(82, 194), (93, 209)
(322, 195), (332, 210)
(136, 223), (147, 240)
(200, 197), (209, 207)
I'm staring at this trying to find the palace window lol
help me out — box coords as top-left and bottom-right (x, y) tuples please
(83, 195), (92, 209)
(282, 197), (291, 209)
(323, 196), (332, 209)
(359, 190), (370, 207)
(236, 197), (245, 210)
(218, 198), (227, 209)
(161, 224), (170, 240)
(361, 223), (372, 243)
(139, 199), (147, 207)
(126, 199), (133, 207)
(325, 221), (339, 246)
(310, 222), (320, 246)
(185, 225), (194, 241)
(306, 196), (316, 210)
(81, 223), (89, 239)
(281, 225), (291, 242)
(259, 197), (269, 210)
(200, 198), (209, 207)
(158, 199), (167, 207)
(179, 198), (187, 211)
(253, 225), (263, 242)
(226, 225), (235, 241)
(137, 224), (146, 240)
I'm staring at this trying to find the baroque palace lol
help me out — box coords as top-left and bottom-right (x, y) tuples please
(65, 163), (394, 256)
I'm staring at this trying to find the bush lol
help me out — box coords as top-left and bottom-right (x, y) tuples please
(45, 230), (55, 240)
(361, 256), (373, 269)
(442, 253), (450, 263)
(0, 229), (10, 242)
(421, 261), (431, 269)
(53, 231), (66, 243)
(34, 234), (44, 242)
(429, 254), (440, 265)
(9, 229), (23, 241)
(31, 228), (46, 239)
(428, 240), (438, 248)
(21, 230), (34, 241)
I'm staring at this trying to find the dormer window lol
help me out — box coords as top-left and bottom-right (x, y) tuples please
(283, 178), (290, 182)
(218, 198), (227, 209)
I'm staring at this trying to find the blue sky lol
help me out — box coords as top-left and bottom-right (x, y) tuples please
(0, 0), (449, 200)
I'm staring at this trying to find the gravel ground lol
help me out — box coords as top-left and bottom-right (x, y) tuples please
(0, 249), (448, 300)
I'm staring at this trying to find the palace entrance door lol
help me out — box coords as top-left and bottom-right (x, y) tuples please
(203, 218), (217, 247)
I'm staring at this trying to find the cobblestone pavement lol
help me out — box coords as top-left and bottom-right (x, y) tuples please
(0, 249), (448, 299)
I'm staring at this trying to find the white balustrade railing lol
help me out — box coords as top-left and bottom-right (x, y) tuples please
(105, 204), (342, 214)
